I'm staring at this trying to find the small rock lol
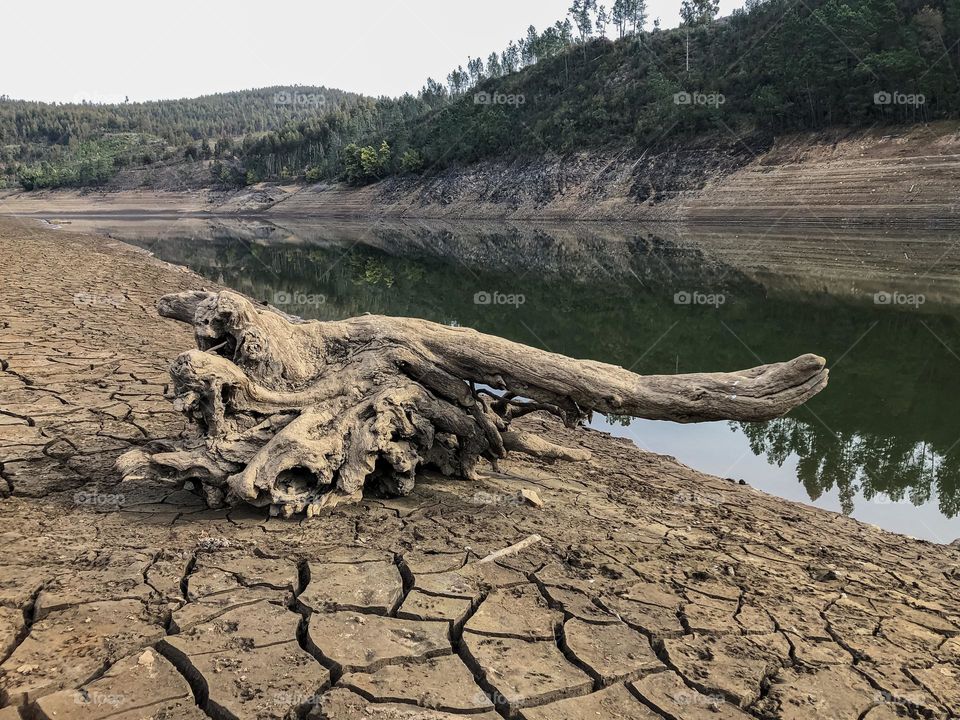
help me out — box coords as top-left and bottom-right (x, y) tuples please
(520, 489), (544, 508)
(196, 537), (230, 552)
(813, 567), (844, 582)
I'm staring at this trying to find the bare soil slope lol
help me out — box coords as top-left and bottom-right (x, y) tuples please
(267, 122), (960, 224)
(3, 123), (960, 224)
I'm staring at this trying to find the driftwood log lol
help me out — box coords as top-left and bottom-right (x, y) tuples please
(117, 290), (829, 516)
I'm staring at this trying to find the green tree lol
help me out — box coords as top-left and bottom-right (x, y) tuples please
(569, 0), (596, 41)
(342, 143), (364, 183)
(597, 5), (609, 37)
(501, 41), (521, 73)
(680, 0), (719, 26)
(467, 57), (485, 84)
(447, 66), (469, 95)
(613, 0), (645, 35)
(523, 25), (540, 65)
(487, 52), (503, 78)
(399, 149), (424, 173)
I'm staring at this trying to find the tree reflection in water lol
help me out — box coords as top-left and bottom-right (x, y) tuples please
(738, 420), (958, 518)
(95, 217), (960, 521)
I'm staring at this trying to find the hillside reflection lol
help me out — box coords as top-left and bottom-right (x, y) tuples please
(83, 216), (960, 520)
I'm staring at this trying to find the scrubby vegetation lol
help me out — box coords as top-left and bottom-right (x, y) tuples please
(0, 86), (359, 188)
(3, 0), (959, 190)
(13, 133), (168, 189)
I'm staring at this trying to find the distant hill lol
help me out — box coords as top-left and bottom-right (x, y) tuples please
(397, 0), (958, 170)
(0, 86), (363, 145)
(235, 0), (960, 186)
(0, 86), (363, 188)
(4, 0), (959, 192)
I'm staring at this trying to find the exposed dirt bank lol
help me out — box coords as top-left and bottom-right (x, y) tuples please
(0, 217), (958, 719)
(3, 123), (960, 225)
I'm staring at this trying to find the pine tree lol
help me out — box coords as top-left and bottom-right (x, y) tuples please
(467, 57), (485, 85)
(569, 0), (595, 42)
(631, 0), (647, 33)
(612, 0), (627, 37)
(446, 66), (469, 95)
(597, 5), (609, 37)
(502, 41), (520, 73)
(680, 0), (719, 26)
(487, 52), (503, 78)
(523, 25), (539, 65)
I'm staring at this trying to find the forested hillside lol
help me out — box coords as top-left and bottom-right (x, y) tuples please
(405, 0), (958, 165)
(4, 0), (958, 191)
(0, 86), (360, 188)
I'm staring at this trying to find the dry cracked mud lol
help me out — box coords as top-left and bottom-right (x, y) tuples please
(0, 217), (959, 719)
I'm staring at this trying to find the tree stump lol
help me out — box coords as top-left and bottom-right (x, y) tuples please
(117, 290), (828, 516)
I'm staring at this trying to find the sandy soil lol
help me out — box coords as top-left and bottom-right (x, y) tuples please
(0, 217), (958, 719)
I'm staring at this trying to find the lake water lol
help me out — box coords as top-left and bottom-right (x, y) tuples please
(61, 215), (960, 543)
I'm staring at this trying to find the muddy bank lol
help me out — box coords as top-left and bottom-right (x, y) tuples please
(3, 123), (960, 225)
(0, 217), (958, 719)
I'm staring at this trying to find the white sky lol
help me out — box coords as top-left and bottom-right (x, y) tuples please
(2, 0), (744, 103)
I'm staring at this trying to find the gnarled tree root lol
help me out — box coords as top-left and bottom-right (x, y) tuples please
(117, 290), (829, 515)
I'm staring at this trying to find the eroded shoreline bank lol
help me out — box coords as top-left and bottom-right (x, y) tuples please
(3, 123), (960, 226)
(0, 217), (958, 719)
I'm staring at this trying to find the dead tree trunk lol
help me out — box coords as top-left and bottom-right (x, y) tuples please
(117, 290), (828, 516)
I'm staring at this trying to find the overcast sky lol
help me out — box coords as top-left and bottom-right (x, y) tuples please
(4, 0), (744, 103)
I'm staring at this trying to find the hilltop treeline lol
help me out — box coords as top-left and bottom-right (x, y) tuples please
(4, 0), (959, 190)
(0, 86), (360, 189)
(234, 0), (959, 185)
(0, 86), (360, 147)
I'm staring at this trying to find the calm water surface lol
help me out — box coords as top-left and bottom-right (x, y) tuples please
(64, 216), (960, 543)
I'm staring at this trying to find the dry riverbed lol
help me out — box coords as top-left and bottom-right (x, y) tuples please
(0, 217), (958, 719)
